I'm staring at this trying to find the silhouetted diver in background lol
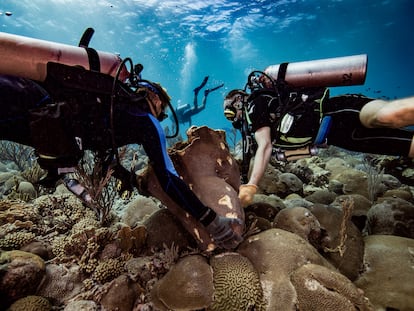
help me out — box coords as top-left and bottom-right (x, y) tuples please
(175, 76), (224, 126)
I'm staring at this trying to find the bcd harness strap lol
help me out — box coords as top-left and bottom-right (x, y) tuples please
(277, 62), (289, 81)
(84, 47), (101, 72)
(314, 116), (332, 145)
(78, 27), (101, 72)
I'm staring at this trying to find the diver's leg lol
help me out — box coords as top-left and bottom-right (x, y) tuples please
(204, 83), (224, 97)
(360, 97), (414, 129)
(193, 76), (209, 95)
(137, 113), (210, 219)
(200, 83), (224, 109)
(193, 76), (209, 109)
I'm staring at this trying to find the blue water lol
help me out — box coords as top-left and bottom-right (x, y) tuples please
(1, 0), (413, 137)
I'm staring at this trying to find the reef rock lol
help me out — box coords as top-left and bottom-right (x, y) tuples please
(36, 263), (84, 305)
(331, 194), (372, 231)
(63, 300), (98, 311)
(304, 189), (337, 205)
(273, 206), (323, 249)
(143, 208), (196, 251)
(151, 254), (214, 311)
(99, 275), (143, 311)
(291, 264), (373, 310)
(0, 250), (45, 306)
(366, 197), (414, 238)
(237, 228), (334, 310)
(120, 194), (159, 227)
(334, 169), (369, 198)
(308, 203), (364, 281)
(354, 235), (414, 310)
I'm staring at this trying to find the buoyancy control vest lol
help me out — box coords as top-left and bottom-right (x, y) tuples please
(247, 86), (330, 150)
(29, 62), (146, 169)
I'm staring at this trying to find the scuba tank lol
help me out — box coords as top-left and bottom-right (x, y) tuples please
(264, 54), (367, 88)
(0, 30), (130, 82)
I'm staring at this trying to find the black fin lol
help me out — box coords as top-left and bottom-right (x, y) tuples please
(79, 27), (95, 47)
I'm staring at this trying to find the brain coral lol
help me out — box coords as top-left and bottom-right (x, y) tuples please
(208, 252), (266, 311)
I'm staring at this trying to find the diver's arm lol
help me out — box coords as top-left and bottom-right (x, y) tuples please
(247, 126), (273, 186)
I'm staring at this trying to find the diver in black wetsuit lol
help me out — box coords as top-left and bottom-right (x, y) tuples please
(175, 76), (224, 126)
(0, 68), (242, 249)
(223, 85), (414, 207)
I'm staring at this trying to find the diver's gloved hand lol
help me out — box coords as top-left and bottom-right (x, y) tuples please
(205, 214), (243, 249)
(238, 184), (258, 207)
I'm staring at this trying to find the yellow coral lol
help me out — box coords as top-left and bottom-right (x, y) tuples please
(7, 295), (51, 311)
(93, 258), (125, 284)
(71, 217), (100, 234)
(209, 252), (266, 311)
(0, 232), (35, 250)
(51, 236), (67, 260)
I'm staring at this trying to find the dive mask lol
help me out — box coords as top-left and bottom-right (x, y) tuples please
(223, 93), (245, 121)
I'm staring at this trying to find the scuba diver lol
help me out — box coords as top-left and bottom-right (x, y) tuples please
(224, 71), (414, 208)
(0, 30), (242, 250)
(175, 76), (224, 126)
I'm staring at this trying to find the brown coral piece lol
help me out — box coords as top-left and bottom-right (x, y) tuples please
(139, 126), (244, 250)
(208, 252), (266, 311)
(291, 263), (373, 311)
(151, 254), (214, 310)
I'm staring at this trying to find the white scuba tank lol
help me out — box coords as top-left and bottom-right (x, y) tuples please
(0, 31), (130, 82)
(264, 54), (368, 88)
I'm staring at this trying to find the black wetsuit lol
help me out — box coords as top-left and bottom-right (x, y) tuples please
(0, 74), (211, 222)
(247, 90), (413, 157)
(324, 94), (413, 156)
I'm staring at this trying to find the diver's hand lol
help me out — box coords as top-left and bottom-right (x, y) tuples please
(238, 184), (258, 207)
(206, 215), (243, 249)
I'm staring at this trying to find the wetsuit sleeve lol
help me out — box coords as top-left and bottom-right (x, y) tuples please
(248, 95), (272, 133)
(132, 113), (214, 222)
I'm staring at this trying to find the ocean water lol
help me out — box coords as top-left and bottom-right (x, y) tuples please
(1, 0), (413, 136)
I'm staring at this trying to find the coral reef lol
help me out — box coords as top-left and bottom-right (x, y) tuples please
(1, 132), (414, 310)
(209, 252), (266, 311)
